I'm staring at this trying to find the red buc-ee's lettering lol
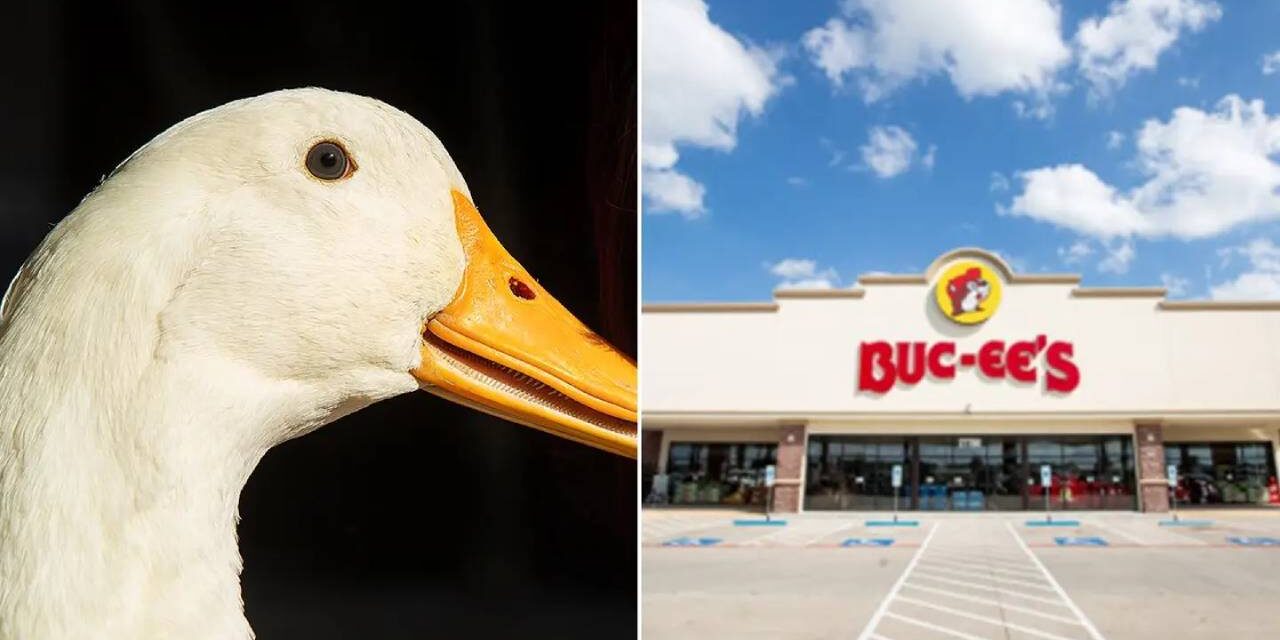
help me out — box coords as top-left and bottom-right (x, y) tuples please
(857, 336), (1079, 394)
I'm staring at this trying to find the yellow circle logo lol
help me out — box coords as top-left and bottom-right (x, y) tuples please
(935, 261), (1001, 324)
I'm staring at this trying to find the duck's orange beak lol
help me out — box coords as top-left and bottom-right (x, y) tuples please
(411, 191), (637, 458)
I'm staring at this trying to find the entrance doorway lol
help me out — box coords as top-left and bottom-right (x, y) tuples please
(918, 437), (1022, 510)
(804, 434), (1137, 511)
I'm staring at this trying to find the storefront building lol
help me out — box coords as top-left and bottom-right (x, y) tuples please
(641, 248), (1280, 512)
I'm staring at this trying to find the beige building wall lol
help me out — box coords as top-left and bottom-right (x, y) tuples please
(642, 249), (1280, 509)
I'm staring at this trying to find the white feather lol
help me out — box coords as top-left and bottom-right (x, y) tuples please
(0, 88), (471, 639)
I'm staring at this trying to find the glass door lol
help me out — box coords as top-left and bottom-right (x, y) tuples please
(805, 436), (910, 510)
(918, 437), (1022, 511)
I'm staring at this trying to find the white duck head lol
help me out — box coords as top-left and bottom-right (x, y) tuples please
(0, 88), (635, 639)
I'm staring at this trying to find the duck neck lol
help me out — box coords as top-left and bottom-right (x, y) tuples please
(0, 347), (285, 640)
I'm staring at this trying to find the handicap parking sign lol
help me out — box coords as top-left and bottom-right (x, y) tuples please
(1227, 536), (1280, 547)
(1054, 536), (1108, 547)
(662, 537), (722, 547)
(841, 538), (894, 547)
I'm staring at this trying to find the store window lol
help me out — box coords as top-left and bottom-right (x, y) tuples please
(1166, 442), (1277, 506)
(665, 442), (777, 506)
(805, 437), (910, 510)
(1026, 436), (1135, 510)
(805, 434), (1136, 511)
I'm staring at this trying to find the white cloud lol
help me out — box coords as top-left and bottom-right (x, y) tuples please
(1006, 95), (1280, 240)
(778, 278), (839, 290)
(643, 168), (708, 217)
(769, 258), (821, 279)
(1211, 272), (1280, 299)
(802, 17), (868, 88)
(1011, 98), (1058, 121)
(799, 0), (1219, 116)
(1211, 238), (1280, 299)
(767, 258), (839, 289)
(989, 172), (1010, 193)
(642, 0), (784, 216)
(1160, 273), (1191, 296)
(786, 176), (810, 187)
(1075, 0), (1221, 99)
(860, 125), (918, 178)
(801, 0), (1071, 109)
(1098, 239), (1136, 273)
(1106, 130), (1125, 149)
(1005, 164), (1149, 237)
(1262, 50), (1280, 75)
(1177, 75), (1200, 88)
(921, 145), (937, 170)
(1057, 240), (1094, 264)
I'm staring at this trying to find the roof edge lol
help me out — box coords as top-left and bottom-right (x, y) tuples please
(642, 302), (778, 313)
(1072, 287), (1167, 298)
(857, 274), (929, 285)
(773, 288), (866, 299)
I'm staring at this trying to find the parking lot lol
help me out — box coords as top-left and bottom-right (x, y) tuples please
(642, 509), (1280, 639)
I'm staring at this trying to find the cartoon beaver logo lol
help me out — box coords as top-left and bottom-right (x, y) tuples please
(946, 267), (990, 316)
(934, 261), (1001, 324)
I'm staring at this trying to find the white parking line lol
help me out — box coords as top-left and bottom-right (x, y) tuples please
(882, 611), (988, 640)
(900, 581), (1083, 625)
(910, 562), (1058, 591)
(799, 522), (857, 546)
(855, 523), (939, 640)
(857, 519), (1112, 640)
(907, 572), (1071, 607)
(921, 556), (1043, 578)
(895, 595), (1081, 640)
(1007, 521), (1108, 640)
(642, 516), (725, 542)
(931, 552), (1039, 570)
(1086, 518), (1146, 546)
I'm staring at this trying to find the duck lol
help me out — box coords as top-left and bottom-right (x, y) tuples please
(0, 88), (637, 640)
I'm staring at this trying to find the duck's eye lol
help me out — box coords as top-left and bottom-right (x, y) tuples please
(509, 277), (537, 300)
(305, 141), (351, 180)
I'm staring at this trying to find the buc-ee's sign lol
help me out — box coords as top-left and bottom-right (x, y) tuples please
(857, 260), (1080, 394)
(858, 337), (1079, 393)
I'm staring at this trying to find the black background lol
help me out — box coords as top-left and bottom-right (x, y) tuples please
(1, 1), (636, 638)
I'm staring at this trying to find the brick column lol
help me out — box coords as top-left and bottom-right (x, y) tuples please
(773, 423), (807, 512)
(641, 429), (663, 474)
(1135, 423), (1170, 512)
(640, 429), (663, 503)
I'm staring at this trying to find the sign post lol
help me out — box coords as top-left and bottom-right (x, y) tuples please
(763, 465), (777, 522)
(1040, 464), (1053, 523)
(891, 464), (903, 523)
(1167, 463), (1179, 523)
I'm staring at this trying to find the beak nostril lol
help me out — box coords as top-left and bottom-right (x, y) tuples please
(508, 277), (537, 300)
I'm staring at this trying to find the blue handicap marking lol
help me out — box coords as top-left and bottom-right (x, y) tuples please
(1054, 536), (1108, 547)
(662, 537), (722, 547)
(841, 538), (895, 547)
(1227, 536), (1280, 547)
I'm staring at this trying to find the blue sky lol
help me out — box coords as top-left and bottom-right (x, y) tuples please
(642, 0), (1280, 302)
